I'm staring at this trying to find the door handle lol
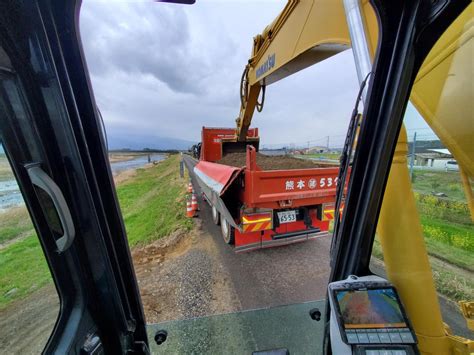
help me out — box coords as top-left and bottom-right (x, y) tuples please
(26, 164), (75, 252)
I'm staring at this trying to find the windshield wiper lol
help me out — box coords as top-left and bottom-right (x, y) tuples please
(330, 72), (371, 264)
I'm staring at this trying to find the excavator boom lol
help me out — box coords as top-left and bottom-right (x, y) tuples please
(231, 1), (473, 353)
(236, 0), (350, 141)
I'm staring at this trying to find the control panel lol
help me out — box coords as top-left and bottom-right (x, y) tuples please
(328, 275), (418, 355)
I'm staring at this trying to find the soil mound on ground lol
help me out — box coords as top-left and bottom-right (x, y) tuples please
(218, 152), (336, 170)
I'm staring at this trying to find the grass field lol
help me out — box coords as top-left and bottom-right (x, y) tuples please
(0, 154), (191, 309)
(0, 155), (471, 308)
(412, 171), (473, 268)
(301, 153), (341, 160)
(372, 238), (473, 303)
(116, 155), (192, 246)
(371, 169), (473, 302)
(0, 155), (14, 181)
(0, 207), (32, 245)
(412, 170), (467, 201)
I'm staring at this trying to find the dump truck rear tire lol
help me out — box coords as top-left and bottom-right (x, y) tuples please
(212, 205), (220, 225)
(220, 214), (235, 245)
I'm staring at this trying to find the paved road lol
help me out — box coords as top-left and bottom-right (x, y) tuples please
(183, 155), (472, 339)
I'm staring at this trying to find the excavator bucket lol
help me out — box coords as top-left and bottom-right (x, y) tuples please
(222, 139), (259, 156)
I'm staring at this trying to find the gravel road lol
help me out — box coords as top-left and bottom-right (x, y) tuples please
(1, 155), (470, 353)
(181, 154), (472, 339)
(181, 155), (332, 312)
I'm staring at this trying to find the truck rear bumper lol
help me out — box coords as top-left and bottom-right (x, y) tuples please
(235, 229), (329, 253)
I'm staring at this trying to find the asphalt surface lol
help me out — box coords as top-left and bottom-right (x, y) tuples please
(183, 155), (472, 339)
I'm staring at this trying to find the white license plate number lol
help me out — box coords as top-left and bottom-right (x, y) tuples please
(278, 210), (297, 224)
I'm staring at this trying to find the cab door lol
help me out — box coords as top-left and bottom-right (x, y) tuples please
(0, 1), (148, 353)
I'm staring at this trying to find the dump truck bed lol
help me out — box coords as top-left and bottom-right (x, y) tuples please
(194, 127), (340, 252)
(218, 152), (331, 170)
(195, 145), (339, 211)
(240, 147), (339, 209)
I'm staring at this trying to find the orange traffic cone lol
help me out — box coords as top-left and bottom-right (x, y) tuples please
(187, 182), (193, 193)
(191, 193), (199, 211)
(186, 200), (195, 218)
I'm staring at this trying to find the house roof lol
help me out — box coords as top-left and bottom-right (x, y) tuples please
(427, 148), (452, 156)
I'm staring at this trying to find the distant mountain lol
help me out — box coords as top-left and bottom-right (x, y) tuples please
(107, 134), (195, 151)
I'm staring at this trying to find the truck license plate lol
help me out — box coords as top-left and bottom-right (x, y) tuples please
(278, 210), (297, 224)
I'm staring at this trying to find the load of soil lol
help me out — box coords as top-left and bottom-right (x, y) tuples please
(218, 152), (336, 170)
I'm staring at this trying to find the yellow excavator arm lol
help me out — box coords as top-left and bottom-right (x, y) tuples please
(236, 0), (472, 220)
(234, 1), (473, 354)
(236, 0), (350, 141)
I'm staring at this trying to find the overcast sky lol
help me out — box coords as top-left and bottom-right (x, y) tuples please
(79, 0), (432, 149)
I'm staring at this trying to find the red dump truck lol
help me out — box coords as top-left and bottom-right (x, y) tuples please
(193, 127), (340, 252)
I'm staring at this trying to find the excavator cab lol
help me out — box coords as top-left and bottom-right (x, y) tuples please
(0, 0), (472, 354)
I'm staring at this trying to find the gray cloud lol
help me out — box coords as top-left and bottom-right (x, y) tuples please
(81, 2), (208, 94)
(80, 1), (365, 148)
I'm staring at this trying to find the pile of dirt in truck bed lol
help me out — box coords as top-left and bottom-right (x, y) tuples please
(218, 152), (336, 170)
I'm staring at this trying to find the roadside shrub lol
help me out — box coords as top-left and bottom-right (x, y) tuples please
(432, 268), (473, 302)
(415, 193), (470, 222)
(448, 183), (460, 192)
(452, 234), (474, 252)
(423, 225), (451, 245)
(422, 224), (474, 252)
(413, 191), (420, 200)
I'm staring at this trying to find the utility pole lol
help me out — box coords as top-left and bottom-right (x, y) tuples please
(307, 141), (310, 154)
(326, 136), (330, 151)
(410, 132), (416, 181)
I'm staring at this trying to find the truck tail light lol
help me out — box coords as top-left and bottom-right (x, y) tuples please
(242, 212), (273, 233)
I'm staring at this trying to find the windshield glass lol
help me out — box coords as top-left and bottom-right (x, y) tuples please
(370, 2), (473, 343)
(147, 300), (326, 353)
(78, 0), (361, 344)
(2, 1), (472, 354)
(77, 0), (472, 352)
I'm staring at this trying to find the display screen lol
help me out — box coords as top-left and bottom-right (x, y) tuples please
(335, 288), (407, 329)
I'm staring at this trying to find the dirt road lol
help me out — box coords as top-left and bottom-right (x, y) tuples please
(132, 185), (332, 325)
(158, 156), (333, 315)
(132, 221), (240, 324)
(0, 286), (58, 354)
(1, 156), (470, 353)
(180, 154), (472, 339)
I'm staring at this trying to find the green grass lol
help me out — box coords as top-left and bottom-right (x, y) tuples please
(430, 261), (474, 302)
(412, 170), (467, 201)
(300, 153), (340, 160)
(371, 179), (473, 301)
(0, 154), (191, 309)
(373, 203), (474, 272)
(116, 155), (193, 246)
(0, 234), (51, 309)
(371, 239), (473, 302)
(424, 237), (473, 271)
(0, 155), (14, 181)
(420, 215), (473, 253)
(0, 207), (34, 244)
